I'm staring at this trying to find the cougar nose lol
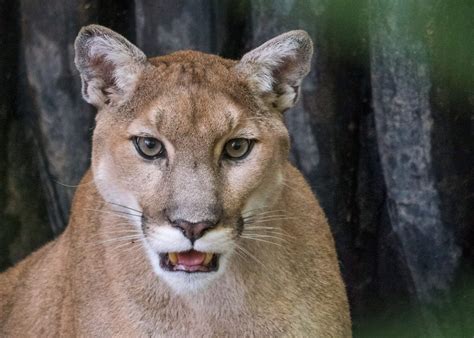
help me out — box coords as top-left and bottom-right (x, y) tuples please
(170, 219), (217, 243)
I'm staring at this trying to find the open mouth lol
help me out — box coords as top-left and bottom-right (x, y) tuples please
(159, 250), (219, 273)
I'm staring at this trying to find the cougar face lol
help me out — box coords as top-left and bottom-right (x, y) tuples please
(0, 25), (351, 337)
(75, 25), (312, 293)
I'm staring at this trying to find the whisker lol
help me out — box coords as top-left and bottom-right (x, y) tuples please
(242, 229), (296, 239)
(53, 178), (95, 188)
(242, 211), (288, 221)
(100, 226), (141, 231)
(240, 236), (286, 248)
(106, 243), (143, 260)
(98, 235), (144, 245)
(244, 217), (299, 226)
(93, 235), (144, 245)
(241, 206), (274, 215)
(244, 215), (298, 222)
(119, 245), (143, 257)
(234, 245), (266, 269)
(107, 208), (142, 218)
(84, 208), (142, 220)
(242, 208), (285, 215)
(243, 225), (293, 231)
(102, 221), (140, 227)
(242, 208), (287, 217)
(112, 241), (137, 251)
(106, 201), (143, 215)
(234, 241), (287, 290)
(101, 230), (143, 236)
(234, 246), (285, 288)
(249, 213), (295, 219)
(113, 239), (143, 252)
(231, 249), (248, 263)
(245, 216), (299, 222)
(90, 228), (141, 239)
(109, 210), (142, 218)
(244, 226), (282, 230)
(242, 232), (291, 241)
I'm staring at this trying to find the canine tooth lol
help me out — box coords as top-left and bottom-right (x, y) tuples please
(168, 252), (178, 265)
(203, 253), (213, 265)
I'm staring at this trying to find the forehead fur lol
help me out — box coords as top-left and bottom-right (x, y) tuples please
(127, 51), (259, 118)
(148, 50), (238, 85)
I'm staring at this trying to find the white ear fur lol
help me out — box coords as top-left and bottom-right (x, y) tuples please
(236, 30), (313, 113)
(74, 25), (147, 108)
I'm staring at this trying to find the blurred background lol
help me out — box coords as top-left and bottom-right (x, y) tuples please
(0, 0), (473, 336)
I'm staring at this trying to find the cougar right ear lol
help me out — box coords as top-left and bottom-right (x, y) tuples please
(235, 30), (313, 113)
(74, 25), (147, 109)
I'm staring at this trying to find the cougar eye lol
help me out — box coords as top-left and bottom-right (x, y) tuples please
(133, 136), (165, 160)
(223, 138), (253, 160)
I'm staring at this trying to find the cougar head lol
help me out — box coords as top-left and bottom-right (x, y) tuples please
(75, 25), (312, 293)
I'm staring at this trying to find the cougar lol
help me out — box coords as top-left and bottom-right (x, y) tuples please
(0, 25), (351, 337)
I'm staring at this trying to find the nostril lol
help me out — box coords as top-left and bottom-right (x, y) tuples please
(170, 219), (217, 243)
(164, 208), (172, 223)
(193, 221), (216, 237)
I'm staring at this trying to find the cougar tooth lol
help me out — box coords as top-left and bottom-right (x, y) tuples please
(203, 253), (213, 265)
(168, 252), (178, 265)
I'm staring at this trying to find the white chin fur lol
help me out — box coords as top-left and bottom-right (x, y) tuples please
(144, 227), (234, 294)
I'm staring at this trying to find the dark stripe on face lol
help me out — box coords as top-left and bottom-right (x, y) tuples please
(236, 216), (244, 235)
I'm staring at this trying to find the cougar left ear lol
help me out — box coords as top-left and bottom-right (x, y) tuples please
(235, 30), (313, 113)
(74, 24), (147, 109)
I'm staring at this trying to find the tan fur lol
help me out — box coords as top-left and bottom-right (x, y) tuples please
(0, 26), (351, 337)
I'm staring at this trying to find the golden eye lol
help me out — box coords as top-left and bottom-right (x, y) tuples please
(133, 136), (165, 159)
(224, 138), (253, 160)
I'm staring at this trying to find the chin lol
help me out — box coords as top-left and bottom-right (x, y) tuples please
(156, 267), (225, 294)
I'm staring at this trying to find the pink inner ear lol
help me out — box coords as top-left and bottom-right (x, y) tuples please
(89, 54), (117, 92)
(75, 25), (147, 108)
(236, 32), (312, 107)
(272, 54), (302, 87)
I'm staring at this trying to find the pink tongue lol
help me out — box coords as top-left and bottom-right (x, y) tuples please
(177, 250), (206, 266)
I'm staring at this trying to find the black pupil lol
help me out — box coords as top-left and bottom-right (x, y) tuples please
(144, 138), (156, 149)
(231, 140), (243, 150)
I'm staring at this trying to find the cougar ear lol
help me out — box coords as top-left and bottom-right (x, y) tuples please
(236, 30), (313, 113)
(74, 24), (147, 109)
